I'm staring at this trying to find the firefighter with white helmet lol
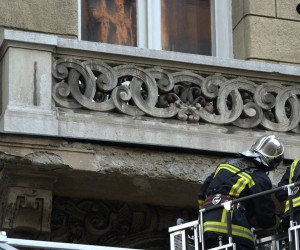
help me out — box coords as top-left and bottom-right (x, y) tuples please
(242, 134), (284, 171)
(198, 135), (284, 249)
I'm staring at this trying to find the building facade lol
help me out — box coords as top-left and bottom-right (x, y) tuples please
(0, 0), (300, 249)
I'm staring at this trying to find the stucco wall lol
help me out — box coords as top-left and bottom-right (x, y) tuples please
(0, 0), (78, 38)
(232, 0), (300, 65)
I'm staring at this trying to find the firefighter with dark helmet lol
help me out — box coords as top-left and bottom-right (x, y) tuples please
(276, 158), (300, 231)
(198, 135), (284, 249)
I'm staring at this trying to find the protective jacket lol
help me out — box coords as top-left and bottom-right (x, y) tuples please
(276, 158), (300, 216)
(198, 157), (279, 248)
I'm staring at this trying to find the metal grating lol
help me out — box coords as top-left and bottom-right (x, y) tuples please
(174, 233), (183, 250)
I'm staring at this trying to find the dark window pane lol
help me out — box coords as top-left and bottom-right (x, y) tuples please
(81, 0), (137, 46)
(161, 0), (211, 55)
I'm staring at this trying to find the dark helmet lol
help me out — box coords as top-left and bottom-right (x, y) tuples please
(240, 135), (284, 170)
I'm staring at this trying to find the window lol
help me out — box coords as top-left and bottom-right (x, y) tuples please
(161, 0), (211, 55)
(79, 0), (232, 58)
(81, 0), (137, 46)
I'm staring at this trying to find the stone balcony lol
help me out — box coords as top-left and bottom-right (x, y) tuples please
(1, 29), (300, 161)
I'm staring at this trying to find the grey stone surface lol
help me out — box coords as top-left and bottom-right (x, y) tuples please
(0, 0), (77, 38)
(0, 46), (58, 135)
(55, 110), (298, 160)
(233, 15), (300, 64)
(0, 134), (288, 208)
(232, 0), (300, 65)
(245, 15), (300, 64)
(244, 0), (276, 17)
(233, 18), (247, 60)
(232, 0), (244, 28)
(276, 0), (300, 20)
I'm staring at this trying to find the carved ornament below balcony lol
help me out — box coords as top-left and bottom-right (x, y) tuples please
(51, 197), (196, 250)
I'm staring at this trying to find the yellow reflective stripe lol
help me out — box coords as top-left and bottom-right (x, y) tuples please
(215, 164), (255, 187)
(221, 209), (234, 235)
(230, 178), (248, 197)
(221, 208), (227, 222)
(215, 164), (255, 197)
(214, 164), (241, 176)
(281, 200), (287, 207)
(203, 221), (253, 241)
(286, 159), (300, 213)
(284, 196), (300, 213)
(289, 159), (300, 183)
(198, 200), (204, 208)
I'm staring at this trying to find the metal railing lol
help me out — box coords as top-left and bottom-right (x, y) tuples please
(288, 224), (300, 250)
(169, 220), (200, 250)
(169, 181), (300, 250)
(0, 231), (141, 250)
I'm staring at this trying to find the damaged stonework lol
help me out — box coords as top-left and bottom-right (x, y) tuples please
(0, 135), (225, 208)
(0, 135), (289, 209)
(24, 151), (64, 167)
(0, 167), (56, 239)
(0, 146), (68, 239)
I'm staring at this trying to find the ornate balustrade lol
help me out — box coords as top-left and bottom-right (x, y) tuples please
(52, 57), (300, 132)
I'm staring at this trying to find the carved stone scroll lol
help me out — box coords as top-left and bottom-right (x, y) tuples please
(52, 58), (300, 133)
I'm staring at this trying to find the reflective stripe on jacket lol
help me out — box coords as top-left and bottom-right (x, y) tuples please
(279, 159), (300, 214)
(203, 221), (253, 241)
(214, 163), (255, 197)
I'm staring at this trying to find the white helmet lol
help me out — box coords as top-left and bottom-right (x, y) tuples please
(241, 135), (284, 170)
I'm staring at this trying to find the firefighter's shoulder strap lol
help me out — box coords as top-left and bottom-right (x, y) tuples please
(224, 158), (256, 174)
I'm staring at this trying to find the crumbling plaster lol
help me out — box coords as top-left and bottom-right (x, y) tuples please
(0, 134), (289, 209)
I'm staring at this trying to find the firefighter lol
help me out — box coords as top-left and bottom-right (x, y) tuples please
(198, 135), (284, 249)
(276, 158), (300, 230)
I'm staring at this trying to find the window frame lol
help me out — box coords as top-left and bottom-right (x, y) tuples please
(77, 0), (233, 58)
